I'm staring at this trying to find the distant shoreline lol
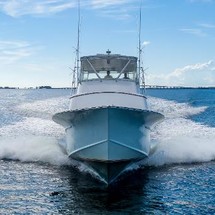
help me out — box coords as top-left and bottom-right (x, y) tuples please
(0, 86), (71, 90)
(0, 86), (215, 90)
(144, 86), (215, 89)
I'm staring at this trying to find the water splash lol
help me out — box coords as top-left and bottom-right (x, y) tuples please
(146, 136), (215, 166)
(0, 136), (71, 166)
(145, 97), (215, 166)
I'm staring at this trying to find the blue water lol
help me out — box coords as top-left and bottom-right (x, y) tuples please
(0, 89), (215, 214)
(147, 88), (215, 128)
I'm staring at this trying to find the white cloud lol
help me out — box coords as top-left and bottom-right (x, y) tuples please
(0, 0), (137, 19)
(180, 28), (207, 37)
(189, 0), (214, 3)
(0, 40), (37, 64)
(147, 60), (215, 87)
(0, 0), (76, 17)
(90, 0), (131, 9)
(98, 8), (131, 20)
(181, 22), (215, 37)
(169, 60), (213, 78)
(142, 41), (151, 47)
(90, 0), (136, 20)
(199, 23), (215, 28)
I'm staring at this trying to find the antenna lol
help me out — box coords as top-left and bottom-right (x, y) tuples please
(71, 0), (81, 93)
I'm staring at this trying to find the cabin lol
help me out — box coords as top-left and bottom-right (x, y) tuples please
(70, 51), (147, 110)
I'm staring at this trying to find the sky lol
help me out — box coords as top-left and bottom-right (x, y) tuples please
(0, 0), (215, 88)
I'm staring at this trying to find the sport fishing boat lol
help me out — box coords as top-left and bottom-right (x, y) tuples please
(52, 50), (164, 184)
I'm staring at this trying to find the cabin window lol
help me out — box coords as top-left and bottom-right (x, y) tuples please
(117, 71), (136, 80)
(81, 70), (136, 81)
(82, 71), (97, 80)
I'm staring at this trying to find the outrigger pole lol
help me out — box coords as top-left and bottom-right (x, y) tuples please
(71, 0), (81, 92)
(138, 1), (142, 79)
(76, 0), (81, 84)
(138, 0), (146, 93)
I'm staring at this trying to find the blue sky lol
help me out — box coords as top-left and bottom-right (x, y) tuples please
(0, 0), (215, 88)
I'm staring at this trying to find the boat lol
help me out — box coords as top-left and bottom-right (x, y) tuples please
(52, 50), (164, 184)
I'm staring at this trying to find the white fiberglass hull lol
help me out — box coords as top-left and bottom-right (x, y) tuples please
(53, 107), (164, 184)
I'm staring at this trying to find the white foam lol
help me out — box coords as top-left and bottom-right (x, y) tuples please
(0, 117), (64, 137)
(0, 93), (70, 165)
(17, 96), (69, 116)
(148, 96), (206, 118)
(145, 136), (215, 166)
(145, 97), (215, 166)
(0, 136), (72, 166)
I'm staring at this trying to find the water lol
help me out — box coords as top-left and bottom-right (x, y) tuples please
(0, 88), (215, 214)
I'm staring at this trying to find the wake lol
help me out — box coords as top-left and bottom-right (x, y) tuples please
(145, 97), (215, 166)
(0, 136), (71, 166)
(0, 95), (215, 167)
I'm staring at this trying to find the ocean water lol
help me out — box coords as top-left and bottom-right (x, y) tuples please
(0, 88), (215, 214)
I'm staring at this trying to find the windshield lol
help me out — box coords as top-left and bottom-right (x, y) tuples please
(80, 54), (137, 81)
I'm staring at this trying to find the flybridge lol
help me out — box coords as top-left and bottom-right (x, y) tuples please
(79, 50), (138, 82)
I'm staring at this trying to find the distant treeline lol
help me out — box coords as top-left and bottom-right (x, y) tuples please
(0, 86), (18, 89)
(36, 86), (70, 89)
(0, 86), (70, 89)
(37, 86), (52, 89)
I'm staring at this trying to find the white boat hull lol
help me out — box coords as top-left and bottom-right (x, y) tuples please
(53, 107), (163, 184)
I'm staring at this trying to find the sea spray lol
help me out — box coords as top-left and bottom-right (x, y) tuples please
(145, 136), (215, 166)
(148, 96), (207, 119)
(0, 135), (103, 182)
(0, 136), (71, 166)
(0, 117), (64, 137)
(17, 96), (69, 116)
(144, 97), (215, 166)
